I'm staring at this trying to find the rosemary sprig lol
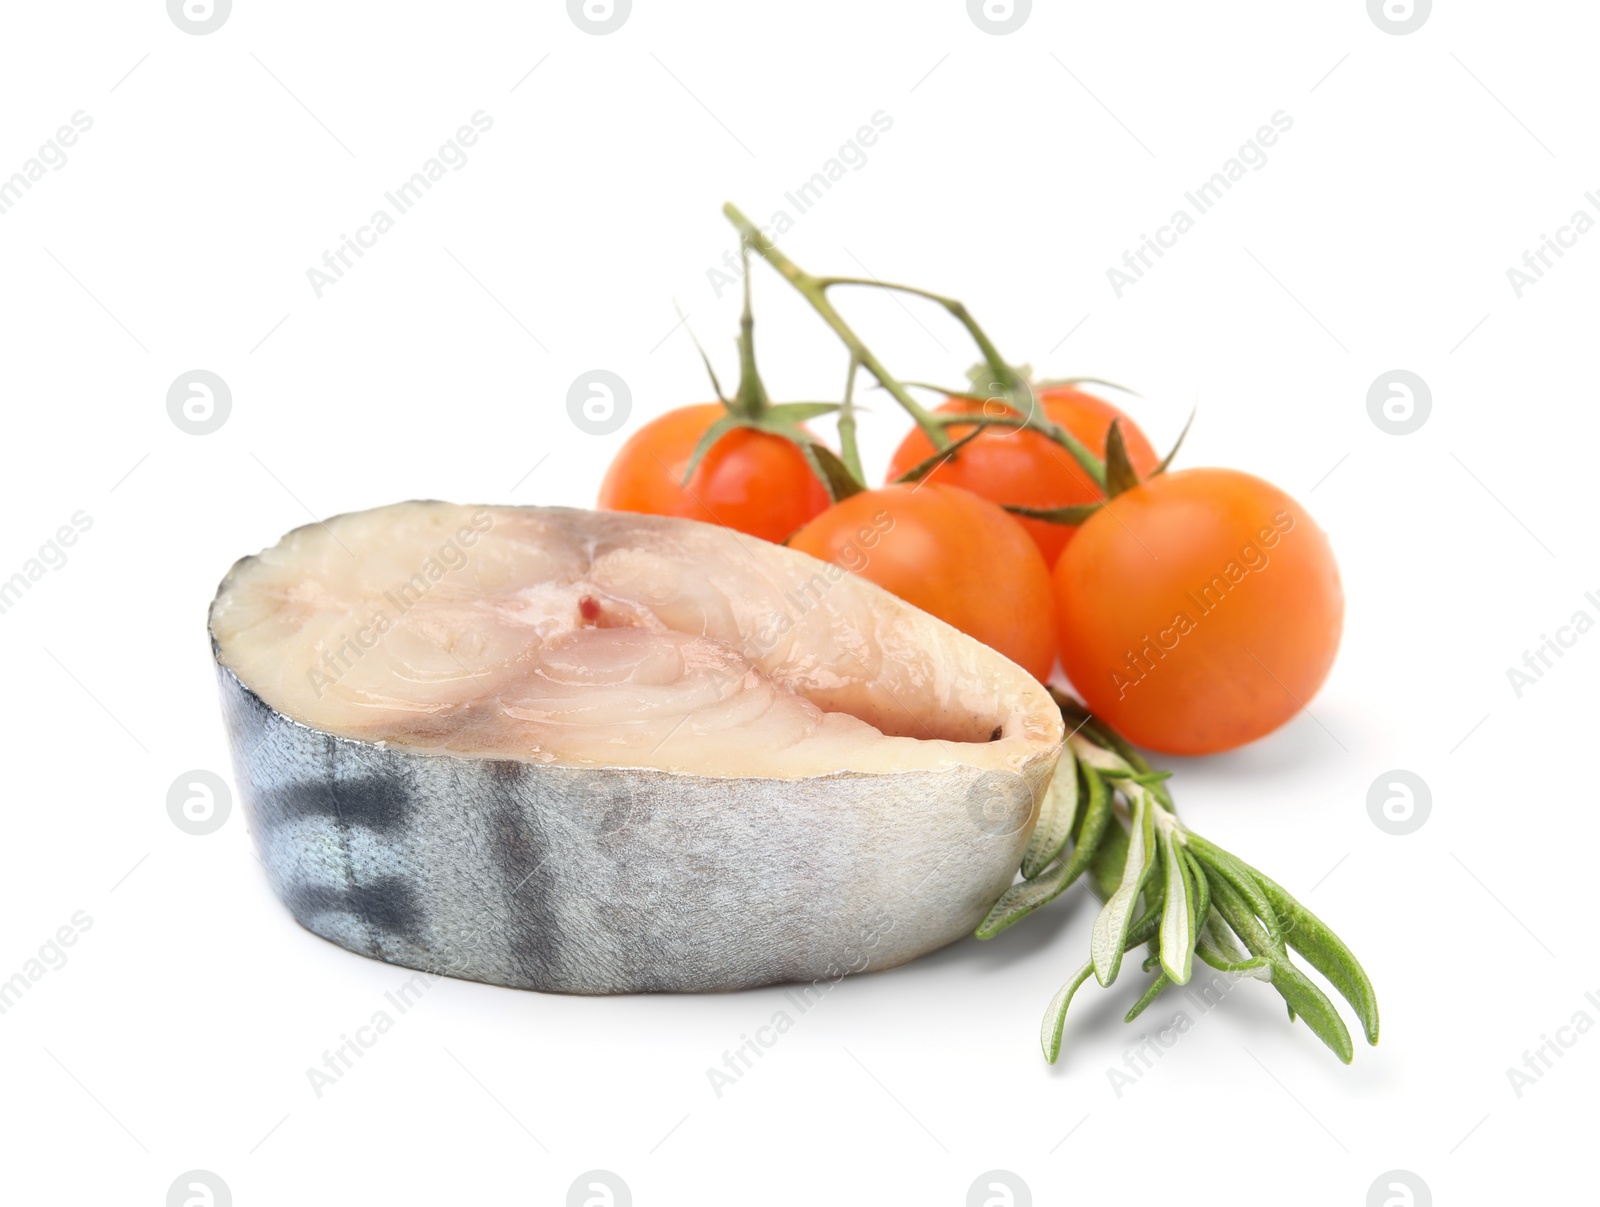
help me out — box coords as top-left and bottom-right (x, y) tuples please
(979, 690), (1379, 1065)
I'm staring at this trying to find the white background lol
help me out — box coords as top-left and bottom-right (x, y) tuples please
(1, 2), (1594, 1204)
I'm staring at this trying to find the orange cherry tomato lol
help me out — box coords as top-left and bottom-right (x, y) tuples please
(1053, 468), (1343, 755)
(885, 385), (1160, 568)
(788, 483), (1056, 680)
(598, 403), (832, 545)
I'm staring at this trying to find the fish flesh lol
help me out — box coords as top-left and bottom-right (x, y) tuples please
(210, 501), (1063, 993)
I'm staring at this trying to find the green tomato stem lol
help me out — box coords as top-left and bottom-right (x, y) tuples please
(811, 274), (1020, 402)
(723, 202), (1114, 497)
(837, 356), (865, 484)
(723, 203), (950, 450)
(731, 240), (769, 420)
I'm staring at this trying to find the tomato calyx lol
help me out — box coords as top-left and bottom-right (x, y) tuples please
(885, 425), (987, 486)
(884, 370), (1108, 493)
(997, 421), (1135, 526)
(1029, 373), (1142, 397)
(1103, 419), (1143, 498)
(1002, 407), (1196, 527)
(934, 368), (1195, 522)
(678, 243), (862, 503)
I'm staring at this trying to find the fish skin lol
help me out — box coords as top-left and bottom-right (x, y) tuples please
(220, 662), (1054, 992)
(213, 503), (1063, 994)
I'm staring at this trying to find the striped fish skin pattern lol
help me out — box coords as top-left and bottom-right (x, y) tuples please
(218, 662), (1052, 994)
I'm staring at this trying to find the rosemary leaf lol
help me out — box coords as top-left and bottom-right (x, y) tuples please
(1125, 970), (1173, 1023)
(1248, 866), (1380, 1047)
(1091, 794), (1156, 986)
(1269, 959), (1354, 1064)
(1209, 873), (1352, 1062)
(976, 761), (1112, 939)
(1158, 825), (1194, 985)
(1040, 963), (1095, 1063)
(1185, 834), (1283, 948)
(1042, 892), (1167, 1063)
(1021, 753), (1079, 879)
(1186, 848), (1209, 949)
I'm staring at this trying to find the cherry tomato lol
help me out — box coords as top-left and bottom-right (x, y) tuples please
(598, 403), (832, 544)
(884, 385), (1160, 568)
(788, 483), (1056, 681)
(1053, 468), (1343, 755)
